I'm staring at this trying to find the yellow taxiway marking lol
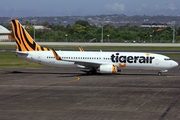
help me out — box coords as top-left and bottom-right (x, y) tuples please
(0, 76), (80, 87)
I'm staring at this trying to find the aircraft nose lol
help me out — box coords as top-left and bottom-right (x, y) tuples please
(172, 61), (178, 67)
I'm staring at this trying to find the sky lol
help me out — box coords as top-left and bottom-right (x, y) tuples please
(1, 0), (180, 17)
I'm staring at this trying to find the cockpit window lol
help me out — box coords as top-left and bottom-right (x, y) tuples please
(164, 58), (171, 61)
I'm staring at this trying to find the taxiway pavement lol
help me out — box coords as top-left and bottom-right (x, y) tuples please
(0, 60), (180, 120)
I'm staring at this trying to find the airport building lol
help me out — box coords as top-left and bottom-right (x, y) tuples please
(141, 23), (168, 28)
(0, 25), (12, 41)
(22, 25), (51, 30)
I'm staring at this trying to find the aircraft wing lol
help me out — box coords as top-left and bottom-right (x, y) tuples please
(52, 49), (101, 68)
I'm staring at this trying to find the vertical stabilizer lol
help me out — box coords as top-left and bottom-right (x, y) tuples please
(11, 20), (49, 51)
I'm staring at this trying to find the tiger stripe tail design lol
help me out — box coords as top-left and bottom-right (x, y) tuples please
(11, 20), (50, 51)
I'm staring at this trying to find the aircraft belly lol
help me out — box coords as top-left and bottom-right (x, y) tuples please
(42, 60), (75, 67)
(55, 61), (75, 66)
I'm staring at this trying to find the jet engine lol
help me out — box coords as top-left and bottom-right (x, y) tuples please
(99, 64), (117, 73)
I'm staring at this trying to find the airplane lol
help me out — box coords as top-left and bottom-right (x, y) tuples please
(11, 19), (178, 76)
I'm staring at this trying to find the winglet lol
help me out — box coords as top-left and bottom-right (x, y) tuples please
(78, 46), (84, 52)
(51, 49), (62, 60)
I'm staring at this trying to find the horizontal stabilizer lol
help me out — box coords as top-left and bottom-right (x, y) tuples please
(12, 51), (29, 55)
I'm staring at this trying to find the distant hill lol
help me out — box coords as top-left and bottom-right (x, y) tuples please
(1, 14), (180, 27)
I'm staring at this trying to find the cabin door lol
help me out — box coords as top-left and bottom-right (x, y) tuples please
(155, 58), (159, 65)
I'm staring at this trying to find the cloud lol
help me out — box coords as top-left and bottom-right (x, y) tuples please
(141, 4), (146, 7)
(153, 0), (177, 12)
(154, 0), (177, 10)
(166, 0), (177, 10)
(136, 4), (147, 12)
(104, 3), (125, 12)
(3, 6), (11, 12)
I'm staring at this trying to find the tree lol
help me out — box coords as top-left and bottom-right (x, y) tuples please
(104, 26), (112, 34)
(160, 30), (171, 40)
(72, 24), (86, 34)
(75, 20), (90, 26)
(138, 32), (148, 40)
(66, 24), (71, 28)
(42, 22), (50, 27)
(25, 23), (34, 37)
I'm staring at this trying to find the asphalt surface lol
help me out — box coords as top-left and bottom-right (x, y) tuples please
(0, 59), (180, 120)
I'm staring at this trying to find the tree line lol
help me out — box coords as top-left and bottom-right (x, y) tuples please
(16, 20), (180, 43)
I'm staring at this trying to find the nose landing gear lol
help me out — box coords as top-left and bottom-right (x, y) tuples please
(158, 72), (162, 76)
(158, 70), (168, 76)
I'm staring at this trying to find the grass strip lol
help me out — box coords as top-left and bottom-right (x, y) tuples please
(0, 52), (46, 68)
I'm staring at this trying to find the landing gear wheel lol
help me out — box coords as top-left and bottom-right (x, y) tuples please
(87, 71), (91, 75)
(91, 69), (97, 74)
(87, 69), (97, 75)
(158, 72), (162, 76)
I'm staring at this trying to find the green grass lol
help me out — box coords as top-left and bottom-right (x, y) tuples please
(0, 46), (17, 49)
(0, 52), (46, 68)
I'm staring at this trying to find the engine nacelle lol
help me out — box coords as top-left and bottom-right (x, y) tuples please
(99, 64), (117, 74)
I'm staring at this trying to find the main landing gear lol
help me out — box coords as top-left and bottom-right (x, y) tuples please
(158, 72), (162, 76)
(87, 68), (97, 75)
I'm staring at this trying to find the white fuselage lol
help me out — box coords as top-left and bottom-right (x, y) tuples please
(16, 51), (178, 71)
